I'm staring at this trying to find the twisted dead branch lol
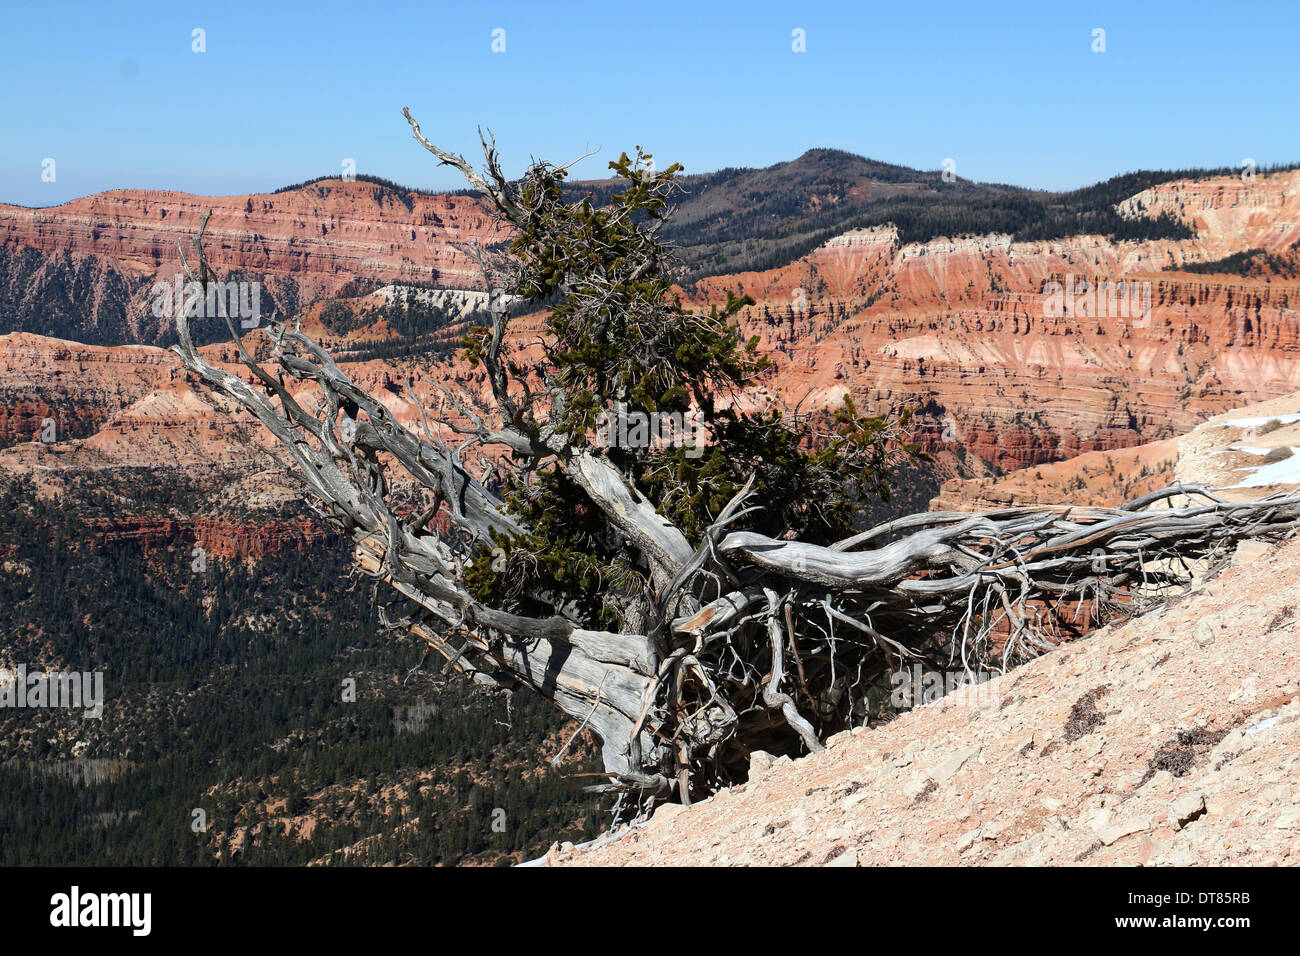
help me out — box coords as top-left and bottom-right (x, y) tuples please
(168, 119), (1300, 813)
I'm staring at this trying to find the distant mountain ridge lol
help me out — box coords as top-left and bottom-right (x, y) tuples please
(564, 150), (1298, 278)
(1, 149), (1297, 347)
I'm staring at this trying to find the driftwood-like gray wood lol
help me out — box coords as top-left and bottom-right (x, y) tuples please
(168, 120), (1300, 812)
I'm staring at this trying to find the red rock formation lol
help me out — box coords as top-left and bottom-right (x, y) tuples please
(0, 333), (184, 445)
(930, 439), (1179, 511)
(679, 169), (1300, 472)
(87, 516), (329, 560)
(4, 168), (1300, 482)
(0, 180), (501, 340)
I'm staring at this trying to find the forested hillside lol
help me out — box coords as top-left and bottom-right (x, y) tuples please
(0, 476), (600, 865)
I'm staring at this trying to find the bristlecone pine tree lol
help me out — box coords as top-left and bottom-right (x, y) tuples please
(171, 110), (1300, 815)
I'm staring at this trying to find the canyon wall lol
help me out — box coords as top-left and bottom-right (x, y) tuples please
(0, 181), (500, 342)
(2, 168), (1299, 517)
(688, 170), (1300, 473)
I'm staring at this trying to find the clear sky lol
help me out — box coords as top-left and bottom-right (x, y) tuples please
(3, 0), (1298, 206)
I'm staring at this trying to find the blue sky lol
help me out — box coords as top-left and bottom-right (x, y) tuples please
(2, 0), (1298, 206)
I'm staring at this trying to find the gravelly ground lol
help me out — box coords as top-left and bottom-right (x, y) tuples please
(547, 536), (1300, 867)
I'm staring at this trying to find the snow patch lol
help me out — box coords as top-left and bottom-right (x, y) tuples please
(1228, 447), (1300, 488)
(1215, 413), (1300, 429)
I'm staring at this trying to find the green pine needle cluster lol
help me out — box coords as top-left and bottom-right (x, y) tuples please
(463, 148), (925, 624)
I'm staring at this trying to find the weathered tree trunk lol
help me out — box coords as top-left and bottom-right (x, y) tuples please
(166, 124), (1300, 811)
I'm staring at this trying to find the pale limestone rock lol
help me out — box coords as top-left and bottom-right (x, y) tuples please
(1169, 792), (1206, 829)
(930, 744), (981, 784)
